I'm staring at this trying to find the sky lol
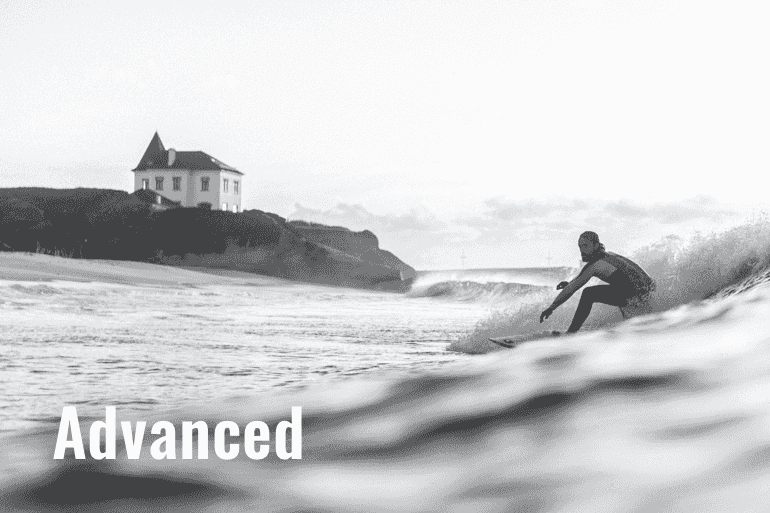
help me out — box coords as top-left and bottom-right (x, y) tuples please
(1, 0), (768, 269)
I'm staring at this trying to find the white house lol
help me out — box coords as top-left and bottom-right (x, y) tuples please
(131, 132), (244, 212)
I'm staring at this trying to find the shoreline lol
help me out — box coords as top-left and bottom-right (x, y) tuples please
(0, 252), (295, 288)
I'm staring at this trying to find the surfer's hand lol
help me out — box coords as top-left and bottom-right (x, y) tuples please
(540, 307), (554, 323)
(556, 281), (569, 290)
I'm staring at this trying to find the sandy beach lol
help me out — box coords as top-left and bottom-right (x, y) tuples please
(0, 253), (292, 288)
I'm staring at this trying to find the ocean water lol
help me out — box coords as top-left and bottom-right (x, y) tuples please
(4, 218), (770, 512)
(0, 277), (502, 434)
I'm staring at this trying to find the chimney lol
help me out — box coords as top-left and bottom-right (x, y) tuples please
(168, 148), (176, 166)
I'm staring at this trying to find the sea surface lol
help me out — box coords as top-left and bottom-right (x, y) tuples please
(4, 218), (770, 512)
(0, 273), (537, 435)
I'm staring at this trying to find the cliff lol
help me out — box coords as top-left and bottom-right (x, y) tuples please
(0, 188), (415, 291)
(286, 220), (415, 279)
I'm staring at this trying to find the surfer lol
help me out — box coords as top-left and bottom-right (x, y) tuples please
(540, 231), (655, 333)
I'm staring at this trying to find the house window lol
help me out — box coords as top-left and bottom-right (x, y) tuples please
(232, 204), (238, 213)
(142, 179), (149, 190)
(223, 178), (229, 193)
(234, 180), (239, 195)
(155, 177), (164, 190)
(172, 177), (181, 191)
(222, 202), (228, 211)
(201, 177), (209, 191)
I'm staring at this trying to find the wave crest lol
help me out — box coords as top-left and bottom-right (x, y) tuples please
(451, 215), (770, 354)
(407, 280), (548, 301)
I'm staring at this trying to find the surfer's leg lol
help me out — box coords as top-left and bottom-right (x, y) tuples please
(567, 285), (628, 333)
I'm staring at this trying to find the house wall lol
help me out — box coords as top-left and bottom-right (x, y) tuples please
(218, 171), (243, 212)
(189, 171), (221, 208)
(133, 169), (244, 211)
(134, 171), (152, 194)
(134, 169), (193, 206)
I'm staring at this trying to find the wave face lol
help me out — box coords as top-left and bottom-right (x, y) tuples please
(451, 216), (770, 353)
(415, 267), (575, 288)
(407, 267), (573, 302)
(408, 280), (548, 301)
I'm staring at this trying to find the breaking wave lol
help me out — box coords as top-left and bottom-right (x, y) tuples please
(406, 267), (574, 302)
(451, 215), (770, 353)
(414, 267), (575, 288)
(407, 280), (548, 301)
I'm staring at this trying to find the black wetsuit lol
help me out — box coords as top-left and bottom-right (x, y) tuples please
(567, 252), (655, 333)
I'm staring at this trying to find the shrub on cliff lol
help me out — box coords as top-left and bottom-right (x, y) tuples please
(145, 208), (283, 258)
(0, 188), (132, 254)
(0, 188), (415, 290)
(0, 188), (128, 220)
(0, 198), (45, 227)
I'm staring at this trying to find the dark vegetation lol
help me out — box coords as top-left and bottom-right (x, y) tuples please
(0, 188), (280, 259)
(0, 188), (415, 290)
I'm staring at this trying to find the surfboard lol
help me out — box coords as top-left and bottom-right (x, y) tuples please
(488, 330), (562, 349)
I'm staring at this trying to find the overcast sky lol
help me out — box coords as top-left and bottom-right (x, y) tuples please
(1, 1), (768, 269)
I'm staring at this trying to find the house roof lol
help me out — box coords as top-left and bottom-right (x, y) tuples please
(132, 132), (243, 175)
(130, 188), (182, 208)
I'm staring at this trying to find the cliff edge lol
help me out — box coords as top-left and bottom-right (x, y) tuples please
(0, 188), (415, 291)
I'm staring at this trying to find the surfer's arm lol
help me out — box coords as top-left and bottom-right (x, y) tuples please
(548, 266), (595, 310)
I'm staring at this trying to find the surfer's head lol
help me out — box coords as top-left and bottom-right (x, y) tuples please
(578, 231), (606, 263)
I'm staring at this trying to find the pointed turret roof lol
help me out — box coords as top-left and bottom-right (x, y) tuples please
(131, 132), (243, 174)
(133, 132), (166, 171)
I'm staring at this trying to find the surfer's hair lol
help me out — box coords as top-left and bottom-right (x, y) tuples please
(579, 231), (605, 253)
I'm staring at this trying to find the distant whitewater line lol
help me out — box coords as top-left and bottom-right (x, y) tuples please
(407, 280), (549, 301)
(415, 267), (575, 288)
(405, 267), (573, 302)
